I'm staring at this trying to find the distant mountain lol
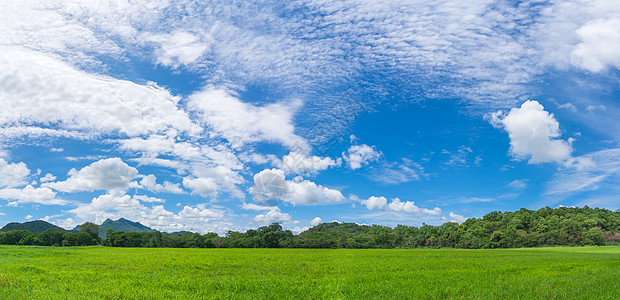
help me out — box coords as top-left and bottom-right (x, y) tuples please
(0, 220), (65, 233)
(97, 218), (155, 238)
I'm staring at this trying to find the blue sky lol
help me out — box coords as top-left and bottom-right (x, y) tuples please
(1, 0), (619, 234)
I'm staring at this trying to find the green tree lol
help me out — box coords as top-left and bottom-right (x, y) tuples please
(80, 222), (100, 240)
(39, 228), (65, 246)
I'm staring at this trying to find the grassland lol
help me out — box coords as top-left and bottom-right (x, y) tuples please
(0, 246), (618, 299)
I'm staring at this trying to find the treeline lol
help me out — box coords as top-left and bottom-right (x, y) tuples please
(1, 206), (619, 249)
(0, 222), (100, 246)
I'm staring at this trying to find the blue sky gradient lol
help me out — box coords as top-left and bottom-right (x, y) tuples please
(1, 0), (619, 233)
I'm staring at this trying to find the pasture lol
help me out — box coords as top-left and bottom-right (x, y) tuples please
(0, 245), (618, 299)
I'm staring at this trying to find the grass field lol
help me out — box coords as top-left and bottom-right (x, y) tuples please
(0, 246), (618, 299)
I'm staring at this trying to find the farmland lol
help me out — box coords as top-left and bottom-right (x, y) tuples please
(0, 245), (618, 299)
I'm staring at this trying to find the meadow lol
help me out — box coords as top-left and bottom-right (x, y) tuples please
(0, 245), (618, 299)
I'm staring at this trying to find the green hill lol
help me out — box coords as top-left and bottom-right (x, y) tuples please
(97, 218), (155, 238)
(0, 220), (65, 233)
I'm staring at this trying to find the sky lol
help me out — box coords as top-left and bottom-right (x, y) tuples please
(1, 0), (619, 234)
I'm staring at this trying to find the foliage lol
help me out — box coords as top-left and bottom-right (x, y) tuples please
(0, 220), (64, 233)
(1, 206), (618, 249)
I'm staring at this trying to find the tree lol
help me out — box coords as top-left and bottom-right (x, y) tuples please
(39, 228), (65, 246)
(583, 227), (604, 245)
(80, 222), (100, 240)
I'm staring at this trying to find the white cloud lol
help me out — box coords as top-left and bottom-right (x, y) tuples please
(0, 46), (199, 138)
(70, 192), (228, 234)
(241, 202), (278, 211)
(492, 100), (573, 164)
(188, 88), (306, 149)
(52, 218), (77, 230)
(0, 185), (69, 206)
(44, 158), (138, 193)
(360, 196), (441, 216)
(39, 173), (57, 183)
(360, 196), (388, 210)
(250, 168), (345, 205)
(141, 30), (211, 68)
(0, 158), (30, 188)
(185, 165), (245, 199)
(25, 215), (33, 220)
(309, 217), (322, 226)
(544, 148), (620, 202)
(343, 144), (382, 170)
(448, 212), (468, 224)
(280, 152), (340, 175)
(571, 18), (620, 72)
(288, 179), (346, 205)
(133, 195), (166, 203)
(182, 177), (217, 198)
(132, 174), (184, 194)
(0, 212), (5, 216)
(253, 209), (292, 224)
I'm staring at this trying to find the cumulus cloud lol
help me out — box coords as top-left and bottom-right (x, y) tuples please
(182, 177), (217, 198)
(0, 158), (30, 188)
(343, 144), (382, 170)
(309, 217), (322, 226)
(360, 196), (441, 216)
(188, 88), (306, 149)
(70, 192), (227, 233)
(360, 196), (388, 210)
(0, 185), (69, 206)
(448, 212), (468, 224)
(132, 174), (184, 194)
(571, 18), (620, 72)
(183, 165), (245, 199)
(253, 209), (292, 224)
(280, 152), (340, 175)
(250, 168), (345, 205)
(39, 173), (57, 183)
(44, 158), (138, 192)
(491, 101), (574, 164)
(52, 218), (78, 230)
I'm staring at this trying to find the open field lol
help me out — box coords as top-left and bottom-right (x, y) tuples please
(0, 246), (618, 299)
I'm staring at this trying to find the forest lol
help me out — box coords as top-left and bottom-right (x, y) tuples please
(1, 206), (618, 249)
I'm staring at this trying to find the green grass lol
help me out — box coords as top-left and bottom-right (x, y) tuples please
(0, 246), (618, 299)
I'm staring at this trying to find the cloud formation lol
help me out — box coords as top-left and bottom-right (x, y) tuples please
(343, 144), (382, 170)
(70, 192), (228, 234)
(44, 158), (138, 192)
(250, 169), (345, 205)
(280, 152), (340, 175)
(491, 101), (573, 164)
(0, 159), (30, 188)
(360, 196), (441, 216)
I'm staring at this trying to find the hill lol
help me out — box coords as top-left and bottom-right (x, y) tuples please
(97, 218), (155, 238)
(0, 220), (65, 233)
